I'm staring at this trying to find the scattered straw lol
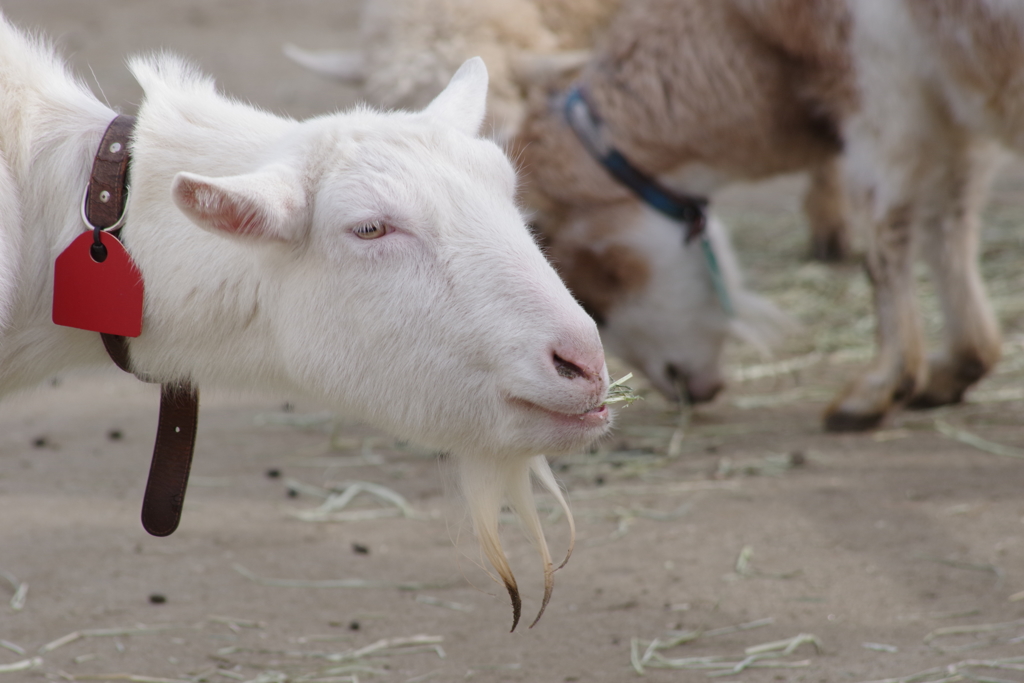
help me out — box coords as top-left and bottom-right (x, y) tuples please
(873, 429), (911, 442)
(38, 625), (185, 654)
(567, 480), (739, 501)
(207, 615), (266, 633)
(285, 479), (430, 522)
(863, 643), (899, 653)
(631, 617), (806, 675)
(730, 388), (830, 410)
(233, 563), (451, 592)
(240, 674), (288, 683)
(0, 657), (41, 674)
(715, 452), (804, 478)
(916, 555), (1004, 581)
(744, 633), (822, 656)
(855, 656), (1024, 683)
(735, 545), (755, 577)
(0, 570), (26, 611)
(317, 664), (390, 677)
(934, 420), (1024, 460)
(666, 400), (692, 458)
(970, 386), (1024, 403)
(65, 675), (191, 683)
(217, 635), (445, 665)
(582, 502), (692, 547)
(729, 353), (826, 383)
(925, 618), (1019, 647)
(343, 635), (445, 662)
(415, 595), (474, 612)
(0, 641), (25, 656)
(725, 545), (801, 581)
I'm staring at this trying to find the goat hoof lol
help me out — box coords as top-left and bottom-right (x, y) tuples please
(906, 390), (963, 410)
(823, 408), (886, 433)
(907, 355), (989, 409)
(907, 383), (968, 409)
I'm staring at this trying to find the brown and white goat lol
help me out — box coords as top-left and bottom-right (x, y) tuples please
(516, 0), (853, 406)
(521, 0), (1019, 430)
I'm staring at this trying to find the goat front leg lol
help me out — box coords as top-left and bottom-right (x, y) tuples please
(824, 198), (926, 432)
(804, 157), (850, 262)
(908, 141), (1002, 408)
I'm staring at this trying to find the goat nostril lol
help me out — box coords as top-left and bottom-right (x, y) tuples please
(553, 353), (586, 380)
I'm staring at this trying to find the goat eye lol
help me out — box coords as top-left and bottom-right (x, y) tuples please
(353, 220), (389, 240)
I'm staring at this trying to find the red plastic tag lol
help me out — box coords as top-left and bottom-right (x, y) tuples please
(52, 231), (144, 337)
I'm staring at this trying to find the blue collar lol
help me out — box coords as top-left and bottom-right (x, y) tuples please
(562, 86), (708, 242)
(562, 85), (733, 316)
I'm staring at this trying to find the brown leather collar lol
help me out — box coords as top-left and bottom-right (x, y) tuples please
(86, 114), (135, 233)
(88, 115), (200, 538)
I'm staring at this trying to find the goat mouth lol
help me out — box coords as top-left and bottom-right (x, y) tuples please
(511, 398), (611, 430)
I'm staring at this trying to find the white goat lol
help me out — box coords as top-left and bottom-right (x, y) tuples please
(0, 16), (611, 629)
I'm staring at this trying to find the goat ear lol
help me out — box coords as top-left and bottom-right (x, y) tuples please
(510, 49), (591, 86)
(424, 57), (488, 136)
(171, 168), (307, 242)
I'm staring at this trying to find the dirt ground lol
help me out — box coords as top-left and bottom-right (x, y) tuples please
(1, 3), (1023, 683)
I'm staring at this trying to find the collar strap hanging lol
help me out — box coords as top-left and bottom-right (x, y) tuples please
(562, 86), (734, 316)
(87, 114), (201, 538)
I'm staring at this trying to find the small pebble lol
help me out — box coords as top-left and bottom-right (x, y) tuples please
(265, 468), (281, 479)
(149, 593), (167, 604)
(287, 488), (298, 498)
(352, 543), (370, 555)
(349, 620), (360, 631)
(107, 429), (123, 441)
(32, 436), (47, 448)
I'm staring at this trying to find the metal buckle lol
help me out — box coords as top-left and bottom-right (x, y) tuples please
(80, 183), (130, 233)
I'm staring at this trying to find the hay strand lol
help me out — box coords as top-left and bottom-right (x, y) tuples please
(0, 657), (41, 674)
(286, 480), (429, 522)
(232, 564), (449, 591)
(0, 570), (26, 612)
(603, 373), (642, 406)
(934, 420), (1024, 460)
